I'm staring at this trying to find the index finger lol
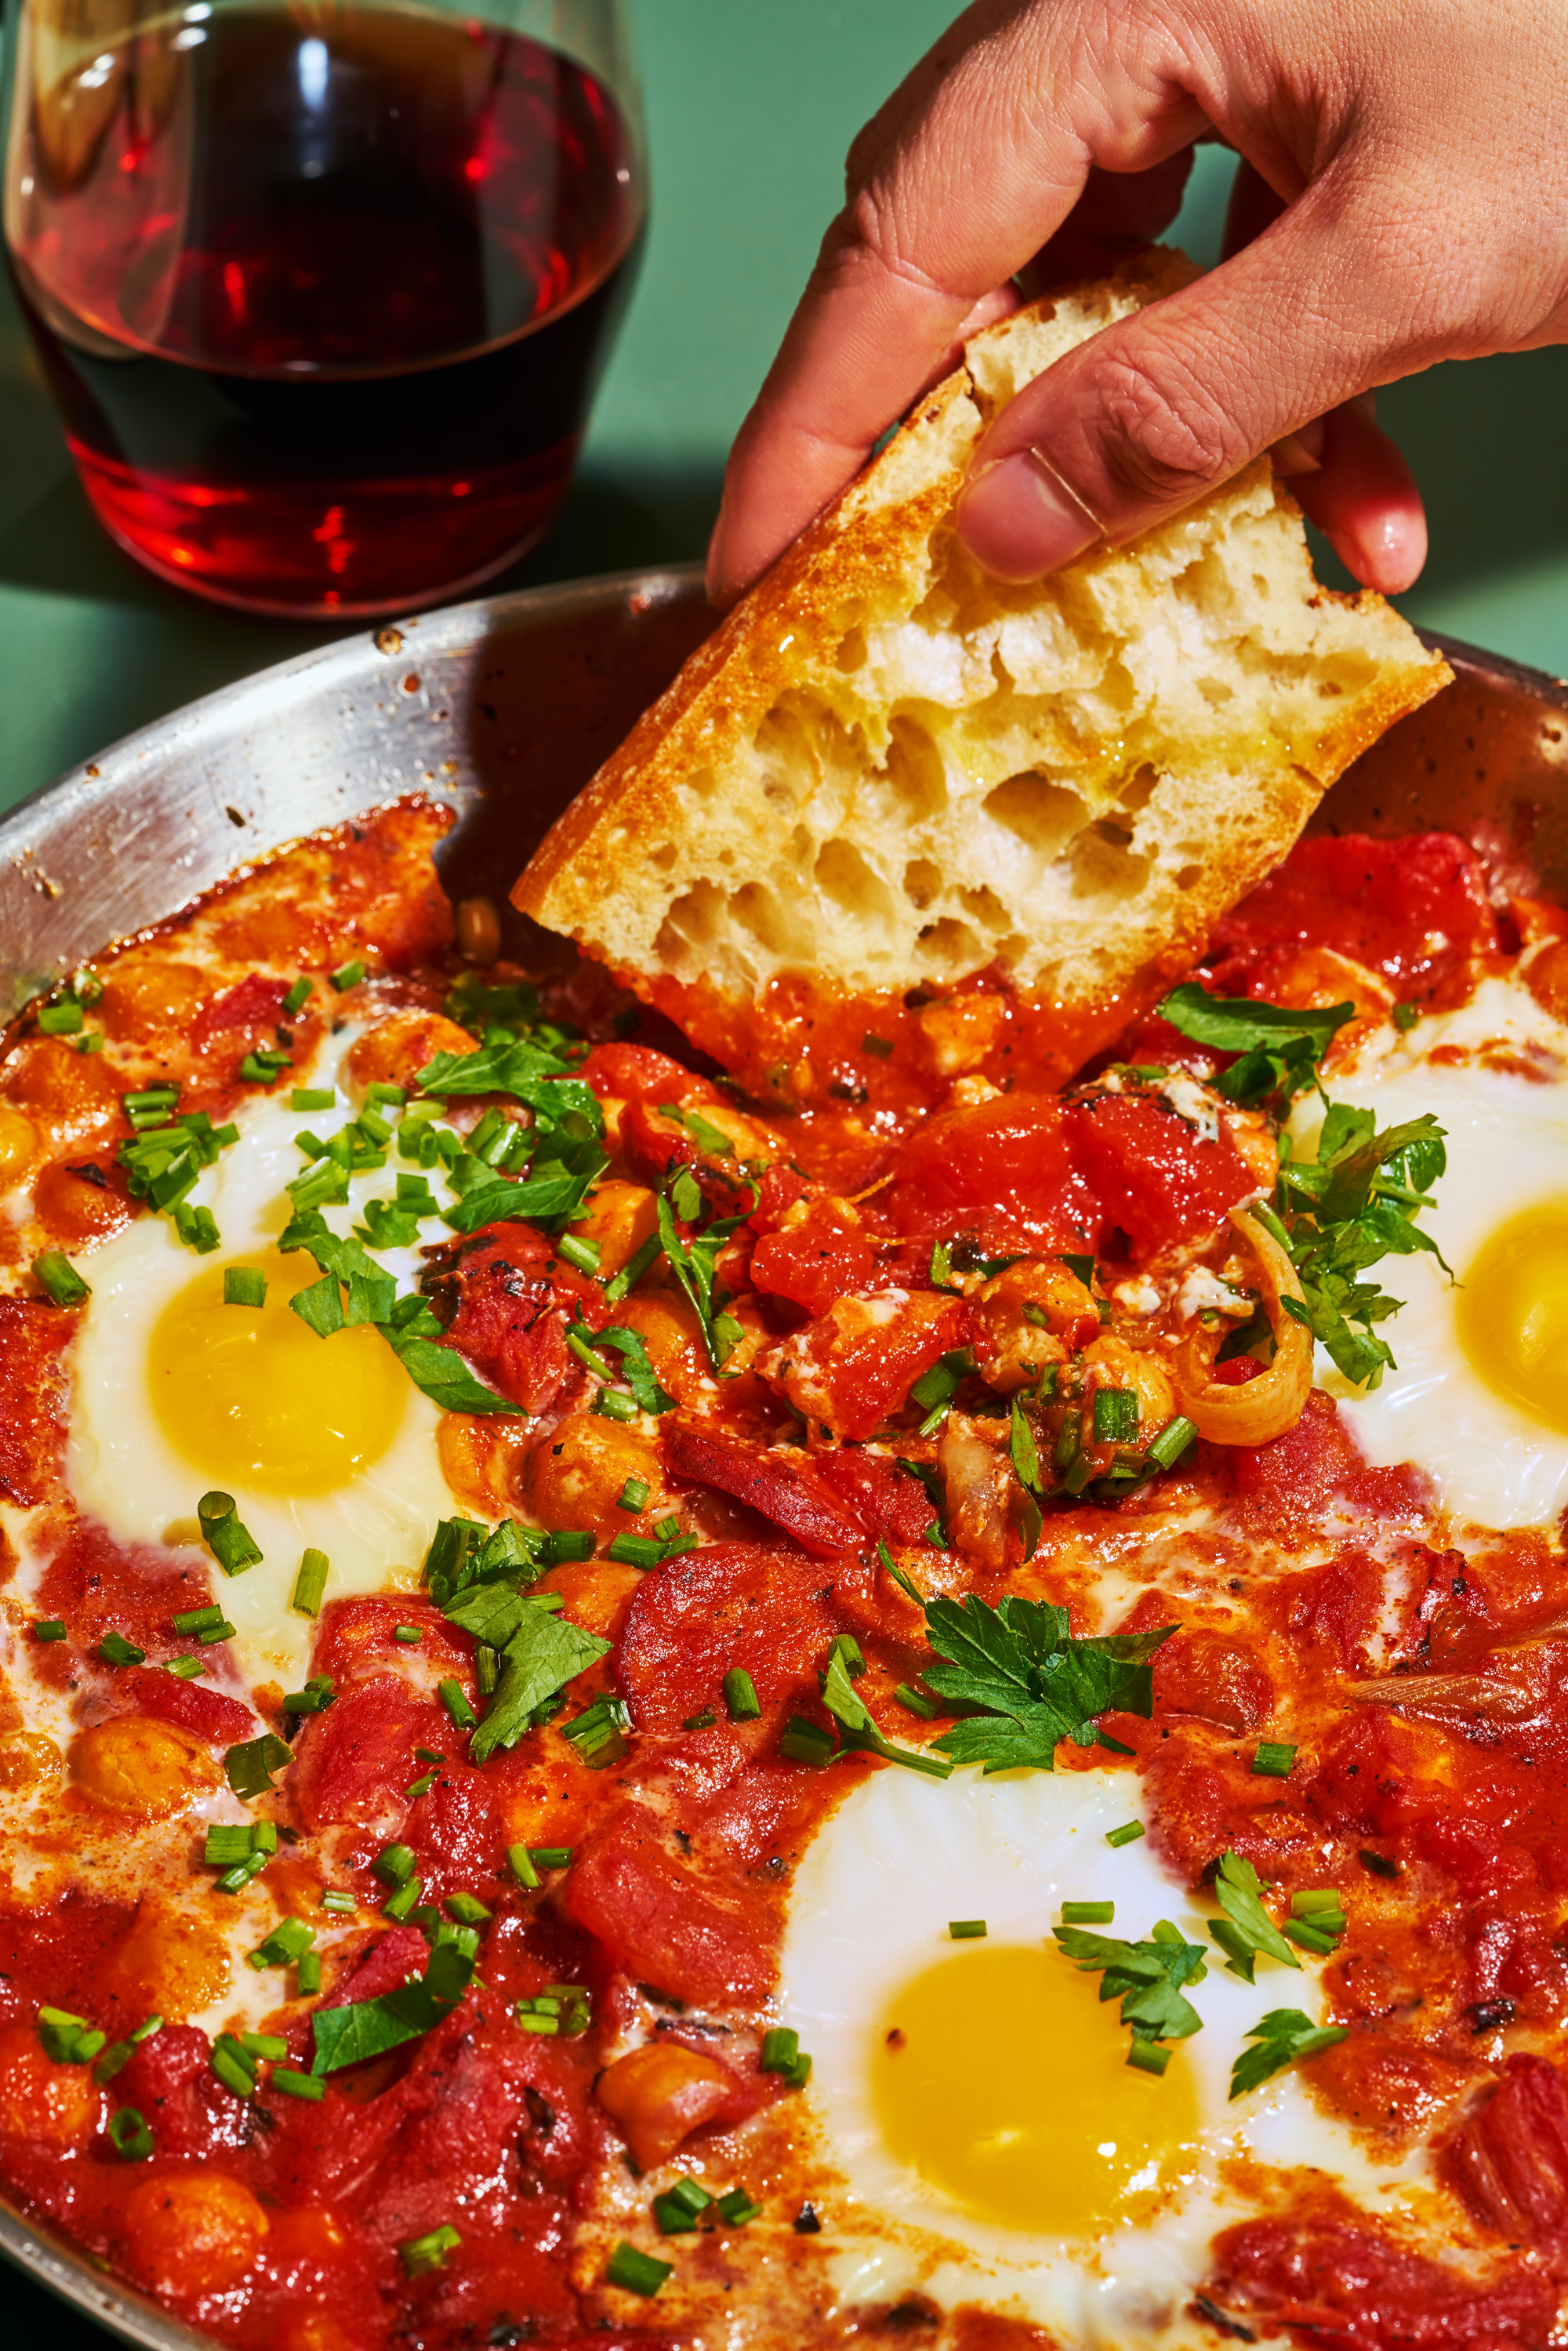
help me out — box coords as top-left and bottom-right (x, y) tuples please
(704, 1), (1207, 601)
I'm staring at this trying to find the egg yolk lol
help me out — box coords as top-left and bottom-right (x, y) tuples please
(1457, 1201), (1568, 1436)
(873, 1944), (1201, 2236)
(147, 1249), (406, 1493)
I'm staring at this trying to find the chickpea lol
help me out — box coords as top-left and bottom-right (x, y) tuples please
(437, 1411), (532, 1517)
(31, 1156), (134, 1247)
(975, 1262), (1084, 1393)
(0, 1106), (38, 1186)
(612, 1292), (711, 1405)
(123, 2171), (269, 2296)
(109, 1898), (232, 2020)
(523, 1410), (666, 1539)
(1528, 937), (1568, 1023)
(98, 959), (211, 1044)
(344, 1008), (474, 1096)
(1080, 1333), (1176, 1440)
(0, 1731), (64, 1793)
(595, 2042), (734, 2171)
(0, 2023), (100, 2144)
(572, 1179), (658, 1277)
(70, 1714), (220, 1819)
(539, 1559), (644, 1641)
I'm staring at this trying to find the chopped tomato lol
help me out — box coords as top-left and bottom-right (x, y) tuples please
(618, 1541), (840, 1733)
(1069, 1092), (1256, 1259)
(812, 1448), (937, 1544)
(0, 1301), (74, 1508)
(564, 1801), (775, 2007)
(885, 1092), (1094, 1252)
(117, 1667), (256, 1746)
(114, 2024), (251, 2160)
(1230, 1392), (1432, 1523)
(419, 1220), (604, 1411)
(291, 1674), (448, 1833)
(191, 971), (289, 1048)
(770, 1288), (969, 1442)
(1444, 2055), (1568, 2247)
(662, 1423), (866, 1558)
(749, 1210), (878, 1318)
(1211, 832), (1500, 993)
(575, 1041), (719, 1104)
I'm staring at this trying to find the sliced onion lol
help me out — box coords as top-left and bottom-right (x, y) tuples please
(1342, 1649), (1548, 1727)
(1171, 1205), (1314, 1446)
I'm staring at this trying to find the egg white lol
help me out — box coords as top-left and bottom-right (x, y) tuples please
(67, 1027), (458, 1687)
(1291, 973), (1568, 1528)
(780, 1764), (1434, 2349)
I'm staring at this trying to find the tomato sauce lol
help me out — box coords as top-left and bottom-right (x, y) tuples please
(3, 815), (1568, 2351)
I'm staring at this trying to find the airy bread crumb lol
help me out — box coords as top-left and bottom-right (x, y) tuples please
(515, 248), (1450, 1067)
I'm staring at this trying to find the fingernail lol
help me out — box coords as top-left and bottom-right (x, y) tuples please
(1271, 418), (1327, 478)
(956, 449), (1102, 581)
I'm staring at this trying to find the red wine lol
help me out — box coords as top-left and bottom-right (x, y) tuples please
(6, 9), (643, 613)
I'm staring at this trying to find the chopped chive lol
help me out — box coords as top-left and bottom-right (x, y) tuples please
(1127, 2039), (1172, 2077)
(172, 1603), (225, 1636)
(415, 1746), (445, 1764)
(1252, 1741), (1298, 1779)
(723, 1666), (761, 1722)
(165, 1655), (205, 1680)
(38, 2008), (107, 2065)
(38, 998), (84, 1034)
(220, 1266), (268, 1314)
(654, 2178), (711, 2233)
(683, 1708), (717, 1730)
(296, 1952), (321, 1996)
(292, 1549), (329, 1618)
(607, 1534), (662, 1570)
(201, 1619), (237, 1648)
(405, 1772), (436, 1799)
(92, 2014), (162, 2085)
(446, 1892), (491, 1925)
(439, 1678), (477, 1729)
(400, 2223), (461, 2277)
(528, 1845), (573, 1871)
(270, 2067), (325, 2101)
(240, 2031), (289, 2062)
(107, 2106), (154, 2160)
(892, 1681), (938, 1720)
(653, 1513), (684, 1541)
(948, 1920), (987, 1939)
(247, 1917), (314, 1971)
(562, 1694), (631, 1768)
(617, 1477), (651, 1513)
(198, 1490), (262, 1575)
(320, 1889), (356, 1913)
(1292, 1888), (1347, 1917)
(592, 1389), (637, 1422)
(605, 2243), (672, 2298)
(382, 1877), (423, 1921)
(558, 1234), (601, 1276)
(826, 1632), (866, 1680)
(1284, 1917), (1342, 1955)
(74, 1030), (103, 1053)
(508, 1844), (542, 1889)
(1145, 1414), (1199, 1471)
(238, 1048), (292, 1085)
(211, 2033), (257, 2098)
(374, 1844), (416, 1886)
(1392, 1000), (1420, 1032)
(1093, 1386), (1139, 1443)
(281, 1673), (336, 1715)
(33, 1620), (67, 1642)
(33, 1251), (89, 1306)
(208, 1822), (270, 1866)
(330, 959), (366, 992)
(393, 1624), (423, 1644)
(1062, 1900), (1115, 1925)
(281, 978), (312, 1015)
(1105, 1820), (1145, 1848)
(714, 2188), (761, 2226)
(99, 1632), (145, 1667)
(539, 1529), (594, 1565)
(780, 1716), (833, 1767)
(224, 1731), (292, 1799)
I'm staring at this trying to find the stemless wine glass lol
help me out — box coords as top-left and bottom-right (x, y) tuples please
(2, 0), (645, 615)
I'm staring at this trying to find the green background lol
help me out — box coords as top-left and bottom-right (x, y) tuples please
(1, 0), (1566, 826)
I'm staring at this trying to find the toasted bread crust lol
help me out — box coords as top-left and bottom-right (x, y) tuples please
(516, 248), (1449, 1059)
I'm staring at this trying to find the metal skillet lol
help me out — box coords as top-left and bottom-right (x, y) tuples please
(1, 564), (1566, 2351)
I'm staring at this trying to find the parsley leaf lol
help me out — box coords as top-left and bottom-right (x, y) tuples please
(919, 1593), (1174, 1772)
(278, 1212), (521, 1416)
(655, 1190), (751, 1372)
(415, 1033), (579, 1099)
(311, 1935), (477, 2074)
(465, 1604), (610, 1765)
(656, 1103), (738, 1161)
(1229, 2007), (1348, 2099)
(819, 1648), (953, 1780)
(595, 1325), (676, 1415)
(1156, 984), (1354, 1107)
(1051, 1920), (1209, 2044)
(1208, 1850), (1301, 1982)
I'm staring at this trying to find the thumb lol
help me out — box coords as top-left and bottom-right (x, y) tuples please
(956, 193), (1416, 580)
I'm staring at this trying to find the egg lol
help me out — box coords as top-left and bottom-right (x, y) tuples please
(1289, 972), (1568, 1528)
(67, 1028), (458, 1685)
(779, 1764), (1434, 2347)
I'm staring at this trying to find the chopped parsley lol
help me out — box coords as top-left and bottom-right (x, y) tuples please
(1230, 2008), (1348, 2099)
(311, 1933), (476, 2073)
(1051, 1920), (1209, 2057)
(1208, 1851), (1301, 1982)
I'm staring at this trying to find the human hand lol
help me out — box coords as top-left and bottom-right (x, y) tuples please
(706, 0), (1568, 604)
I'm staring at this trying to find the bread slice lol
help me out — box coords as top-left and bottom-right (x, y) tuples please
(515, 246), (1450, 1097)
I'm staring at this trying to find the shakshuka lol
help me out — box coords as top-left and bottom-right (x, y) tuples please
(3, 798), (1568, 2351)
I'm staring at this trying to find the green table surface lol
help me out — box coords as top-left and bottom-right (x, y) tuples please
(1, 1), (1566, 2339)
